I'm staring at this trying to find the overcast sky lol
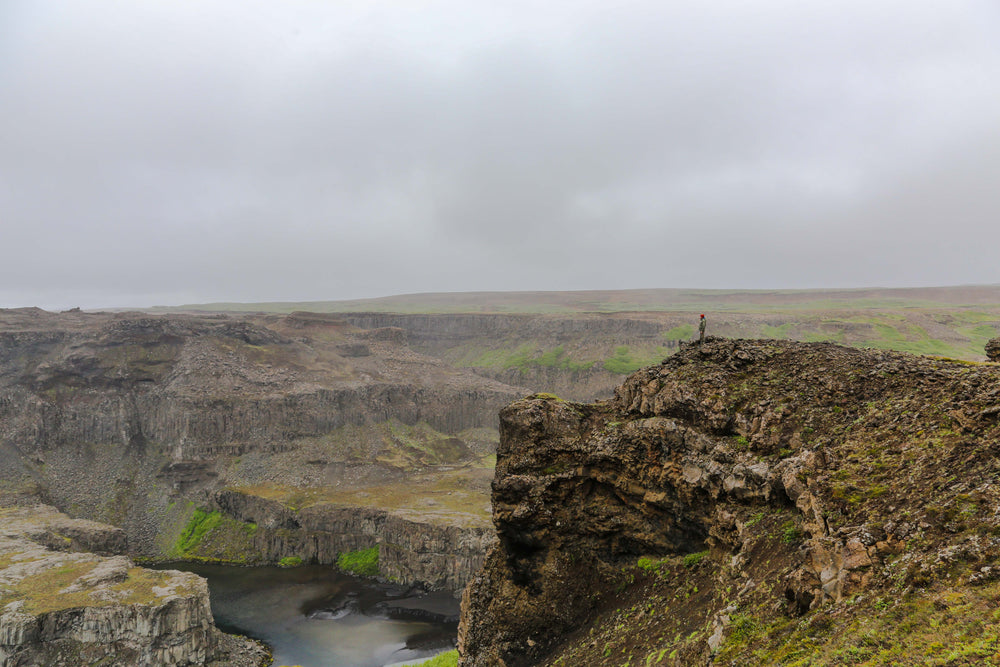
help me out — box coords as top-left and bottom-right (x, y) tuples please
(2, 1), (999, 309)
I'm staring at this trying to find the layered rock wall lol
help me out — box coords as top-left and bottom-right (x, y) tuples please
(339, 312), (671, 401)
(0, 311), (520, 559)
(213, 490), (492, 594)
(475, 364), (623, 405)
(1, 385), (512, 460)
(339, 313), (666, 347)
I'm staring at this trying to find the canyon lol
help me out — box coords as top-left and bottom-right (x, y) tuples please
(2, 294), (1000, 665)
(0, 308), (523, 594)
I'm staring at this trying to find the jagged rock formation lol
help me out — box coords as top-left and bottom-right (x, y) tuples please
(0, 505), (267, 667)
(987, 336), (1000, 361)
(459, 338), (1000, 666)
(4, 305), (996, 662)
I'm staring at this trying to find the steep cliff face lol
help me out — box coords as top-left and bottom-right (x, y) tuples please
(339, 312), (675, 401)
(0, 309), (523, 555)
(205, 490), (493, 595)
(339, 313), (667, 346)
(0, 505), (267, 667)
(460, 338), (1000, 666)
(476, 365), (622, 406)
(0, 312), (518, 457)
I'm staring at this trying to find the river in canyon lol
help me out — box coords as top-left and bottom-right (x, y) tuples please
(155, 563), (458, 667)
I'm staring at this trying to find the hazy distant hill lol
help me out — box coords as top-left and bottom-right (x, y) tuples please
(147, 286), (1000, 363)
(152, 285), (1000, 315)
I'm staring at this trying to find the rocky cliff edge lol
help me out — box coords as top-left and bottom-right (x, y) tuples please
(459, 337), (1000, 666)
(0, 505), (267, 667)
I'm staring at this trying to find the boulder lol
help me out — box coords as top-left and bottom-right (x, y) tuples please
(986, 337), (1000, 361)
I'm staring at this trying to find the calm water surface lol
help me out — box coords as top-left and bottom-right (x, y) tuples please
(156, 563), (458, 667)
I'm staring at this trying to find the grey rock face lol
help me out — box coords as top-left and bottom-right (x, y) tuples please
(339, 312), (671, 401)
(987, 337), (1000, 361)
(213, 490), (494, 595)
(0, 309), (522, 555)
(0, 505), (266, 667)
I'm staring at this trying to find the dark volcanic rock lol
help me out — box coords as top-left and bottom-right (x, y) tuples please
(458, 338), (1000, 666)
(335, 343), (371, 357)
(987, 336), (1000, 361)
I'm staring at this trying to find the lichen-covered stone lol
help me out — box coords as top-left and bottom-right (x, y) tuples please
(0, 505), (266, 667)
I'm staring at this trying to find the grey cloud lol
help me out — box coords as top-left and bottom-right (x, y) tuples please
(2, 0), (999, 309)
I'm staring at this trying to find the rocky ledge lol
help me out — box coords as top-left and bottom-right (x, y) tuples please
(201, 489), (494, 596)
(0, 505), (267, 667)
(459, 338), (1000, 666)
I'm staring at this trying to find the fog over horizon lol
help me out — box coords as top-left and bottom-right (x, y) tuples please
(3, 1), (999, 310)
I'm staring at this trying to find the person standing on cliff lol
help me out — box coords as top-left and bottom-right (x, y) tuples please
(699, 314), (707, 345)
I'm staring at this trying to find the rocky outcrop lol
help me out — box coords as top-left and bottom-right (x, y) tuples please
(211, 490), (493, 594)
(987, 336), (1000, 361)
(0, 505), (266, 667)
(11, 510), (126, 557)
(459, 338), (1000, 666)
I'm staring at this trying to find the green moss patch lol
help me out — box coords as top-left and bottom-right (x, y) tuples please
(171, 507), (259, 563)
(337, 546), (378, 577)
(410, 649), (458, 666)
(682, 551), (709, 568)
(175, 509), (222, 556)
(0, 561), (183, 614)
(234, 457), (495, 526)
(458, 344), (595, 373)
(603, 345), (668, 374)
(386, 420), (471, 466)
(663, 324), (694, 340)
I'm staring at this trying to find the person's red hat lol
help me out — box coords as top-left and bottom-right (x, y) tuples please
(700, 314), (705, 317)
